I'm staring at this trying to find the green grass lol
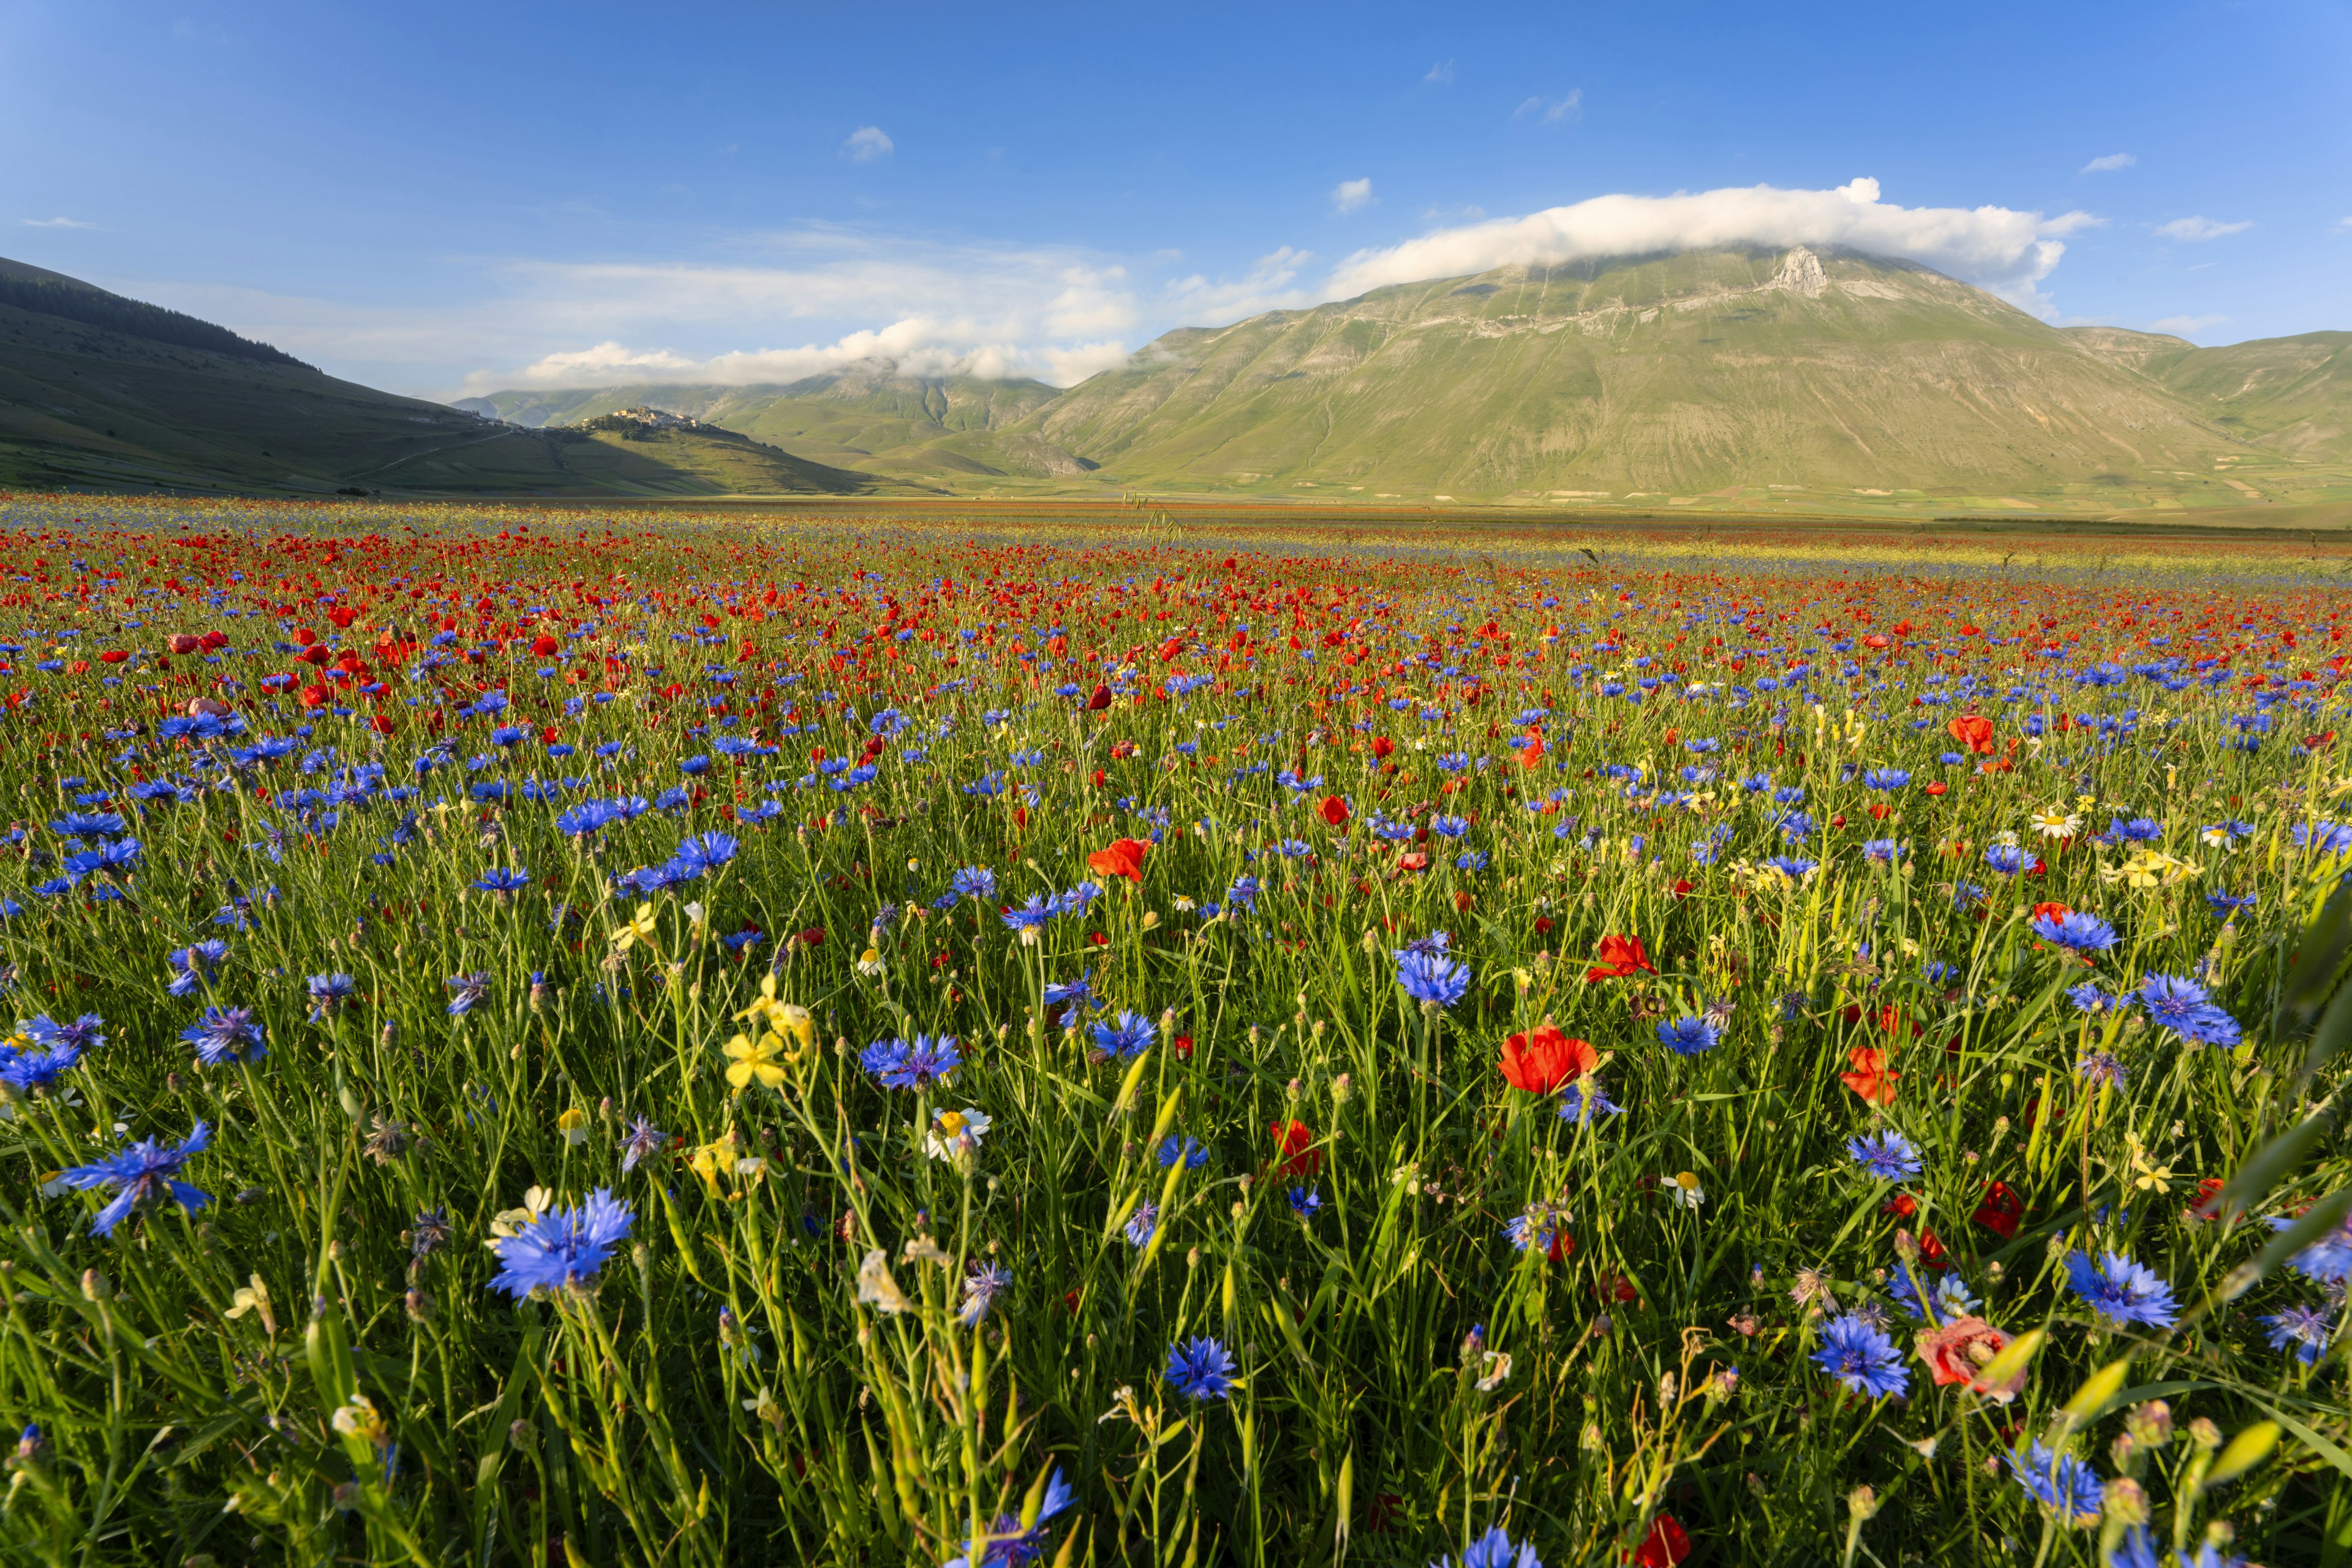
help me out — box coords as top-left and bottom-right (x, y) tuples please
(0, 496), (2346, 1566)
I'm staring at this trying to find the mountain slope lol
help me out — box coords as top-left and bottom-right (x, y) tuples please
(0, 257), (886, 497)
(457, 367), (1074, 479)
(1020, 247), (2242, 499)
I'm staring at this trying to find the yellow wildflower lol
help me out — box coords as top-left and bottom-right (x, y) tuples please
(611, 902), (660, 952)
(725, 1030), (787, 1091)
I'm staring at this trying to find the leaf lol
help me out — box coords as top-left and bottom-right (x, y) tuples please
(2299, 973), (2352, 1090)
(2203, 1420), (2282, 1490)
(2206, 1098), (2338, 1221)
(2275, 883), (2352, 1034)
(2058, 1356), (2132, 1427)
(1974, 1327), (2045, 1392)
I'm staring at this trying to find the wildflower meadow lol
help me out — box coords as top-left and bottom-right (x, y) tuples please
(0, 495), (2347, 1568)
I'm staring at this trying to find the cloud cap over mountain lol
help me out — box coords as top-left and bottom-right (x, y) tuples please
(1326, 179), (2096, 312)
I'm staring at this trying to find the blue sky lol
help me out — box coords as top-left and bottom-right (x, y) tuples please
(4, 0), (2346, 399)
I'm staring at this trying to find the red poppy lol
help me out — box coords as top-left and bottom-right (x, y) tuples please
(530, 634), (560, 657)
(1087, 683), (1112, 710)
(1269, 1118), (1321, 1177)
(2188, 1175), (2227, 1221)
(1972, 1180), (2022, 1240)
(99, 649), (129, 664)
(1317, 795), (1350, 827)
(1371, 736), (1395, 760)
(1396, 850), (1430, 872)
(1839, 1046), (1899, 1105)
(796, 927), (826, 947)
(1498, 1023), (1597, 1093)
(2029, 900), (2071, 924)
(1945, 712), (1995, 755)
(1631, 1515), (1691, 1567)
(1087, 837), (1151, 883)
(1585, 934), (1655, 982)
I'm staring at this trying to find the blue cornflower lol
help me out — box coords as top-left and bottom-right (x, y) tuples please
(1656, 1016), (1718, 1055)
(472, 867), (531, 895)
(1860, 768), (1912, 791)
(1558, 1082), (1626, 1123)
(1847, 1130), (1923, 1181)
(1287, 1186), (1323, 1222)
(1890, 1265), (1979, 1322)
(446, 970), (492, 1017)
(1044, 970), (1097, 1010)
(861, 1033), (962, 1090)
(2268, 1211), (2352, 1282)
(179, 1006), (265, 1066)
(1428, 814), (1469, 839)
(1156, 1134), (1208, 1169)
(2065, 981), (2121, 1015)
(1, 1046), (80, 1093)
(2108, 1526), (2247, 1568)
(2077, 1052), (2127, 1090)
(1123, 1199), (1159, 1248)
(1000, 895), (1055, 933)
(21, 1013), (105, 1051)
(2031, 910), (2117, 951)
(2292, 820), (2352, 854)
(2261, 1304), (2333, 1365)
(1764, 854), (1818, 881)
(936, 1476), (1077, 1568)
(304, 972), (355, 1021)
(2206, 888), (2257, 916)
(673, 831), (739, 873)
(1811, 1314), (1908, 1399)
(1981, 844), (2032, 876)
(1501, 1203), (1562, 1254)
(2139, 974), (2241, 1047)
(2008, 1441), (2103, 1527)
(1455, 850), (1490, 872)
(949, 865), (998, 901)
(61, 1122), (213, 1237)
(488, 1188), (634, 1299)
(620, 1115), (668, 1173)
(957, 1262), (1013, 1329)
(1090, 1010), (1158, 1058)
(1860, 837), (1903, 865)
(1163, 1335), (1237, 1401)
(1395, 948), (1470, 1009)
(1431, 1525), (1543, 1568)
(1226, 875), (1261, 910)
(167, 939), (230, 997)
(2064, 1250), (2179, 1328)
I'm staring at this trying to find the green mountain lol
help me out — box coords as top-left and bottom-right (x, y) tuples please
(456, 366), (1076, 480)
(1018, 247), (2254, 503)
(469, 247), (2351, 511)
(0, 257), (884, 497)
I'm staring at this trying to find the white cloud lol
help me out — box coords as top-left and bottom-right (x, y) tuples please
(21, 216), (94, 228)
(2081, 153), (2135, 173)
(1423, 59), (1455, 85)
(1164, 246), (1316, 323)
(1512, 90), (1582, 124)
(1330, 178), (1374, 216)
(2155, 216), (2251, 241)
(1325, 176), (2097, 312)
(842, 126), (894, 162)
(2332, 216), (2351, 234)
(2150, 314), (2228, 334)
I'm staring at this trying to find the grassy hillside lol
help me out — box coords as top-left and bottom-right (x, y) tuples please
(459, 368), (1074, 481)
(1020, 247), (2247, 503)
(0, 258), (885, 497)
(2152, 331), (2352, 460)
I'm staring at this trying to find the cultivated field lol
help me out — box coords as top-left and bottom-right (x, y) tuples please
(0, 496), (2347, 1567)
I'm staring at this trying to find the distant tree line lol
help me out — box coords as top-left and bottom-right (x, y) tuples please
(0, 276), (312, 369)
